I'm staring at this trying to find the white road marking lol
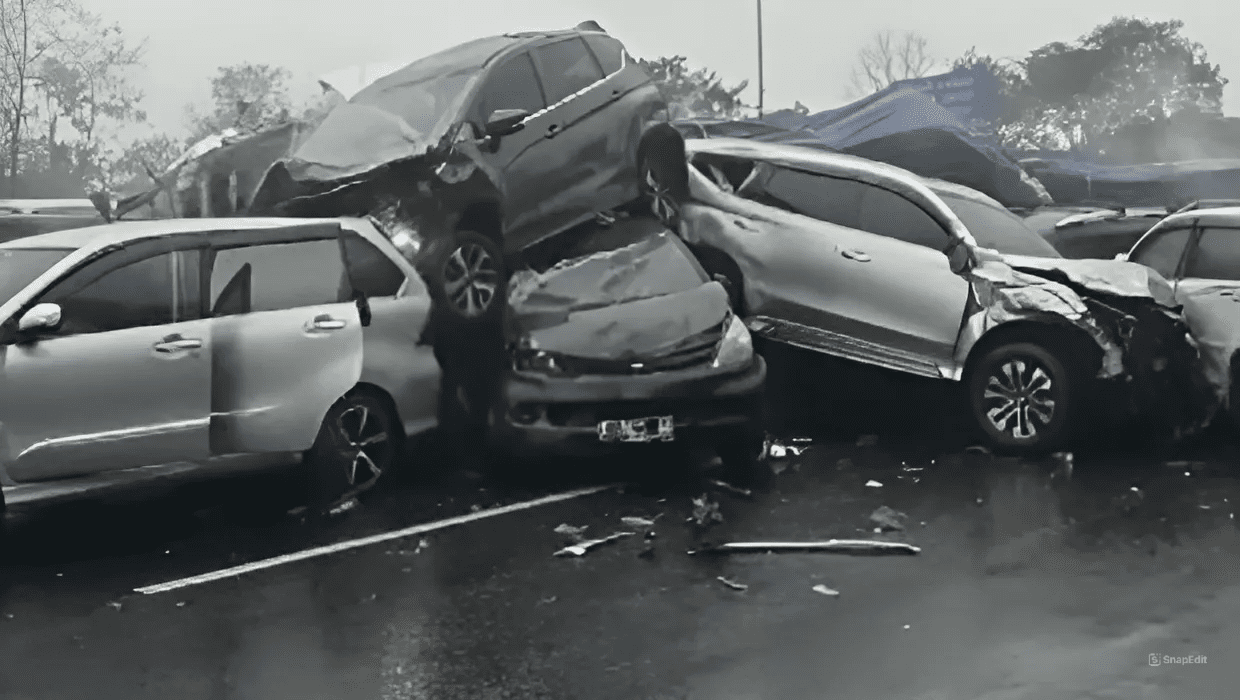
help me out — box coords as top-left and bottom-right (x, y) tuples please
(136, 483), (620, 595)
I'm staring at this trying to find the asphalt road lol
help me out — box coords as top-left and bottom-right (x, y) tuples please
(3, 384), (1239, 700)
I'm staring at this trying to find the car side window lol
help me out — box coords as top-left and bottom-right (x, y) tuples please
(753, 167), (866, 230)
(583, 34), (624, 75)
(857, 185), (948, 250)
(532, 37), (604, 105)
(475, 52), (546, 124)
(1131, 227), (1192, 280)
(35, 249), (201, 336)
(209, 238), (351, 317)
(1184, 227), (1240, 281)
(341, 231), (406, 297)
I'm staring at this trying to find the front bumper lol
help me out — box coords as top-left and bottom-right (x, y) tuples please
(488, 356), (767, 458)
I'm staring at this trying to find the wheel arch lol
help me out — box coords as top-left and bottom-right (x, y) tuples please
(963, 319), (1104, 385)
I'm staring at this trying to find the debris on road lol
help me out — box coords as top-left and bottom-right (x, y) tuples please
(717, 576), (749, 591)
(553, 532), (635, 558)
(811, 584), (840, 597)
(965, 445), (992, 455)
(620, 515), (661, 528)
(708, 479), (754, 498)
(763, 435), (810, 461)
(856, 434), (879, 447)
(690, 495), (724, 527)
(866, 480), (883, 488)
(697, 540), (921, 555)
(870, 506), (908, 531)
(538, 596), (558, 606)
(329, 498), (360, 517)
(106, 602), (123, 612)
(175, 601), (188, 608)
(554, 523), (590, 542)
(414, 538), (430, 554)
(470, 504), (483, 512)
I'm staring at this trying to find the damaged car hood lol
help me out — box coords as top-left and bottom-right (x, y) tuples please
(996, 254), (1179, 308)
(507, 229), (731, 361)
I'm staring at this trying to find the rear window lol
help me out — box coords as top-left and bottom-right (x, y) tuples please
(942, 195), (1062, 258)
(0, 248), (72, 304)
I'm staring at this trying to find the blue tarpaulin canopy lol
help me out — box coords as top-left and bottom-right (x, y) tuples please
(1017, 157), (1240, 208)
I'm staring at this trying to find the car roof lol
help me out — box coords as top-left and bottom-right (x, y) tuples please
(686, 137), (1005, 209)
(1157, 206), (1240, 229)
(0, 217), (359, 251)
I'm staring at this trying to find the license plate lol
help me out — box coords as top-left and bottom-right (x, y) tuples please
(597, 415), (674, 443)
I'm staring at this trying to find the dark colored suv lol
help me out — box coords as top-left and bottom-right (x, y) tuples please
(251, 22), (687, 325)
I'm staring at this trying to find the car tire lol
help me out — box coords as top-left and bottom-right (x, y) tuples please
(305, 389), (403, 509)
(434, 230), (506, 325)
(639, 154), (684, 229)
(967, 341), (1079, 453)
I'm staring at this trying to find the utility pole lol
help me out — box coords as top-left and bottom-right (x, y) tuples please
(757, 0), (764, 118)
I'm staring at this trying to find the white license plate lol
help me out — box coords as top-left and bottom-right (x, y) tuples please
(597, 415), (675, 443)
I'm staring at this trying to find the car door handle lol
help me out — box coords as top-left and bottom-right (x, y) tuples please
(546, 124), (560, 137)
(309, 315), (347, 331)
(841, 249), (871, 262)
(154, 335), (203, 353)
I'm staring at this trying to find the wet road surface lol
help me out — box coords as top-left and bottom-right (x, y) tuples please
(3, 361), (1240, 699)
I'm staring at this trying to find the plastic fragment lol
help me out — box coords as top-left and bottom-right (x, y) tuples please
(866, 480), (883, 488)
(553, 532), (635, 557)
(812, 584), (840, 597)
(621, 515), (659, 528)
(717, 576), (748, 591)
(329, 498), (360, 516)
(106, 601), (123, 611)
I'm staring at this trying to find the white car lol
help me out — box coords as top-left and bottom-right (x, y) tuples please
(0, 217), (440, 528)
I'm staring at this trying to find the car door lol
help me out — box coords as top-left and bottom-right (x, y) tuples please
(340, 224), (439, 436)
(206, 226), (364, 455)
(0, 239), (211, 482)
(468, 50), (551, 252)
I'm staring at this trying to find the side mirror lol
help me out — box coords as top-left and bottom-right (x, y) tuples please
(484, 109), (530, 138)
(18, 302), (62, 333)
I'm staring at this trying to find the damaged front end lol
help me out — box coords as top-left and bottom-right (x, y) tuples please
(957, 250), (1218, 437)
(492, 218), (765, 456)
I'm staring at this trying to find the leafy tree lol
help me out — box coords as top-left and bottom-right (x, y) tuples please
(848, 30), (937, 98)
(956, 17), (1228, 151)
(104, 132), (183, 191)
(638, 55), (750, 119)
(187, 62), (294, 140)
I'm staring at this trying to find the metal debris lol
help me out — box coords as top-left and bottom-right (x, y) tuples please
(620, 515), (661, 528)
(329, 498), (360, 517)
(553, 532), (635, 558)
(697, 540), (921, 555)
(690, 495), (724, 527)
(709, 479), (753, 498)
(870, 506), (908, 531)
(856, 434), (879, 447)
(866, 480), (883, 488)
(717, 576), (749, 591)
(554, 523), (589, 542)
(811, 584), (840, 597)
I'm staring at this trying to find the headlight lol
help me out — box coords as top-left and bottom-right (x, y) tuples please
(513, 349), (566, 375)
(712, 313), (753, 370)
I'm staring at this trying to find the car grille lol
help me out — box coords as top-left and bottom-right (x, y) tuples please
(553, 321), (724, 376)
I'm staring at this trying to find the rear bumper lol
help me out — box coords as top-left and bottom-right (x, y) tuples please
(488, 356), (766, 458)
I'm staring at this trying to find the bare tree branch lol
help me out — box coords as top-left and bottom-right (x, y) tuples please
(848, 30), (938, 98)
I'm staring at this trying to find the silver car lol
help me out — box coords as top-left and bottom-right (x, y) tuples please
(0, 217), (440, 524)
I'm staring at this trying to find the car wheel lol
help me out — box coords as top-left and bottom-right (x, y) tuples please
(968, 342), (1077, 452)
(437, 230), (505, 324)
(306, 390), (402, 508)
(640, 154), (683, 229)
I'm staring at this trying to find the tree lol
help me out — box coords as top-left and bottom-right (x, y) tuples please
(187, 62), (294, 140)
(0, 0), (71, 194)
(963, 17), (1229, 151)
(104, 132), (183, 191)
(848, 30), (937, 97)
(637, 56), (750, 119)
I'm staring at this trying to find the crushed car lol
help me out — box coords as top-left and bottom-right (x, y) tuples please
(485, 215), (767, 476)
(670, 138), (1212, 451)
(0, 216), (441, 525)
(1120, 205), (1240, 426)
(244, 21), (687, 326)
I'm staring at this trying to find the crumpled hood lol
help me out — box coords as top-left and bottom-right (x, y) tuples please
(997, 254), (1179, 308)
(507, 230), (731, 361)
(281, 103), (436, 183)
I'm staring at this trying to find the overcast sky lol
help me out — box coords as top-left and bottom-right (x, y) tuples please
(79, 0), (1239, 140)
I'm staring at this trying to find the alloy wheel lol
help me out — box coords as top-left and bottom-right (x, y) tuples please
(982, 358), (1056, 440)
(443, 242), (499, 318)
(334, 402), (391, 492)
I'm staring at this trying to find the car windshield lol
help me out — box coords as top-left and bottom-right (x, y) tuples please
(941, 194), (1063, 258)
(0, 248), (72, 303)
(349, 35), (516, 137)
